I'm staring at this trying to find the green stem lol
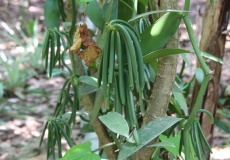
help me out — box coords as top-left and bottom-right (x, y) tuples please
(183, 0), (190, 13)
(183, 128), (190, 160)
(69, 0), (76, 40)
(66, 0), (78, 75)
(92, 142), (115, 153)
(184, 74), (210, 129)
(183, 16), (211, 74)
(179, 61), (185, 78)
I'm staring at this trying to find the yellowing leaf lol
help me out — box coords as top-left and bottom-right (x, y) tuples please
(70, 27), (82, 53)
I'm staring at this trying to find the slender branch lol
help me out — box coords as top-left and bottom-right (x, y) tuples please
(183, 16), (211, 74)
(184, 74), (211, 129)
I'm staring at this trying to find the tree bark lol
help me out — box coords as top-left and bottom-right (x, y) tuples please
(82, 95), (118, 160)
(199, 0), (229, 158)
(133, 1), (178, 159)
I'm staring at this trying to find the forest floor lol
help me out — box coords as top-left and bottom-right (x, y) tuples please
(0, 0), (230, 160)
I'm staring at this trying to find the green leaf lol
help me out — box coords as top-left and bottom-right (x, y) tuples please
(78, 84), (98, 96)
(118, 0), (133, 21)
(79, 76), (98, 88)
(86, 0), (105, 30)
(195, 68), (205, 85)
(44, 0), (60, 29)
(118, 116), (182, 159)
(201, 51), (223, 64)
(215, 119), (230, 133)
(143, 48), (189, 63)
(181, 54), (191, 68)
(159, 134), (181, 156)
(90, 91), (104, 124)
(59, 142), (100, 160)
(172, 91), (188, 115)
(103, 0), (118, 22)
(99, 112), (130, 138)
(81, 123), (94, 133)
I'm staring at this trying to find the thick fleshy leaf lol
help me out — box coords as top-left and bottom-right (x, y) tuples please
(59, 142), (100, 160)
(99, 112), (129, 138)
(143, 48), (189, 63)
(86, 0), (105, 30)
(118, 116), (182, 159)
(140, 11), (183, 57)
(44, 0), (60, 29)
(103, 0), (118, 22)
(195, 68), (205, 85)
(79, 76), (98, 88)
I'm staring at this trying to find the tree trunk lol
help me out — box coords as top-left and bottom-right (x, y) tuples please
(191, 0), (229, 158)
(134, 1), (178, 159)
(82, 95), (118, 160)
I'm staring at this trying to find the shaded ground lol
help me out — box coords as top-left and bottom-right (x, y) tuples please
(0, 0), (229, 160)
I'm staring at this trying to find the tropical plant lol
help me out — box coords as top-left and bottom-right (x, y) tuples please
(39, 0), (221, 160)
(0, 19), (44, 97)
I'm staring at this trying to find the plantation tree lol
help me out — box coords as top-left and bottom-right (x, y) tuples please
(39, 0), (220, 159)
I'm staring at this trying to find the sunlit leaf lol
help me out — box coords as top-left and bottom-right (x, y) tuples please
(159, 134), (181, 156)
(59, 142), (100, 160)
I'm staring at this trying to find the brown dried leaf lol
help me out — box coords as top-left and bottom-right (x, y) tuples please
(70, 27), (82, 53)
(78, 24), (96, 47)
(77, 46), (101, 66)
